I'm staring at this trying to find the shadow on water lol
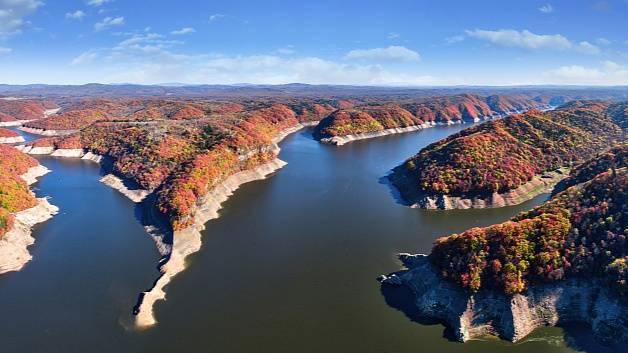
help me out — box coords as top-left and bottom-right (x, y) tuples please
(380, 269), (627, 353)
(378, 173), (411, 206)
(561, 324), (628, 353)
(379, 274), (460, 342)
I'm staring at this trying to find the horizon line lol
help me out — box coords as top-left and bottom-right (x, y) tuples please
(1, 82), (628, 89)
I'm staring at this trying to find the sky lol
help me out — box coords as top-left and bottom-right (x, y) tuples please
(0, 0), (627, 86)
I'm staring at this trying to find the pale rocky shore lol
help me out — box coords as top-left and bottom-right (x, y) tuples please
(17, 146), (86, 157)
(300, 121), (321, 127)
(14, 145), (148, 204)
(18, 126), (77, 136)
(100, 174), (150, 203)
(133, 122), (312, 328)
(0, 120), (32, 127)
(391, 169), (569, 210)
(0, 165), (58, 275)
(0, 107), (59, 129)
(321, 124), (429, 146)
(380, 254), (628, 345)
(0, 136), (25, 144)
(319, 105), (556, 146)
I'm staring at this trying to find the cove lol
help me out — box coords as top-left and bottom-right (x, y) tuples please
(0, 125), (609, 352)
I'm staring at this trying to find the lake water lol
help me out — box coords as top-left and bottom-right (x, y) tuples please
(0, 126), (610, 352)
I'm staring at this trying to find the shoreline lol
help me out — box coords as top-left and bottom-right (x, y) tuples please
(0, 165), (59, 275)
(391, 169), (569, 210)
(100, 174), (150, 203)
(13, 145), (148, 204)
(318, 105), (555, 146)
(133, 122), (309, 328)
(0, 107), (60, 128)
(18, 126), (77, 137)
(0, 136), (25, 144)
(380, 254), (628, 344)
(0, 119), (35, 127)
(320, 124), (429, 145)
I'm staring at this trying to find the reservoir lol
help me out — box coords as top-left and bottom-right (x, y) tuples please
(0, 126), (608, 352)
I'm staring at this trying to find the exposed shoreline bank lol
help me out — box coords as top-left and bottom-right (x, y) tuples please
(0, 136), (25, 144)
(133, 122), (310, 328)
(0, 107), (60, 128)
(321, 124), (429, 145)
(390, 168), (569, 210)
(18, 126), (77, 137)
(0, 165), (58, 275)
(11, 122), (315, 328)
(318, 105), (555, 146)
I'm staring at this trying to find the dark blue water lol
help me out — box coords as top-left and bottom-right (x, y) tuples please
(0, 126), (606, 352)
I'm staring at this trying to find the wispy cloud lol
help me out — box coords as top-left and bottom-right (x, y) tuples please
(0, 46), (12, 55)
(575, 41), (600, 54)
(71, 51), (98, 65)
(466, 29), (599, 54)
(596, 38), (611, 46)
(94, 16), (125, 31)
(66, 10), (86, 20)
(66, 32), (439, 85)
(276, 46), (295, 55)
(171, 27), (195, 35)
(538, 4), (554, 13)
(209, 13), (225, 22)
(87, 0), (111, 7)
(387, 32), (400, 40)
(344, 46), (420, 61)
(0, 0), (44, 37)
(467, 29), (570, 49)
(445, 35), (465, 44)
(545, 60), (628, 84)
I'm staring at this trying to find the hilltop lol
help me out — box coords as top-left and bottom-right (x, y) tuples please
(389, 101), (625, 209)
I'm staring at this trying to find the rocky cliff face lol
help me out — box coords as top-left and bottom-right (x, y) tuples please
(380, 254), (628, 345)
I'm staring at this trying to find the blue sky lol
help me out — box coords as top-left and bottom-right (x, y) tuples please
(0, 0), (627, 85)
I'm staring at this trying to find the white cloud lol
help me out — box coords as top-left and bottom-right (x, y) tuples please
(544, 60), (628, 85)
(276, 46), (295, 55)
(71, 51), (98, 65)
(445, 35), (465, 44)
(466, 29), (600, 55)
(170, 27), (195, 35)
(87, 0), (111, 6)
(387, 32), (400, 40)
(66, 34), (440, 85)
(115, 32), (182, 50)
(0, 46), (12, 55)
(596, 37), (611, 46)
(466, 29), (571, 50)
(94, 16), (124, 31)
(209, 13), (225, 22)
(66, 10), (86, 20)
(538, 4), (554, 13)
(344, 46), (420, 61)
(602, 60), (621, 71)
(547, 65), (602, 80)
(575, 41), (600, 54)
(0, 0), (43, 37)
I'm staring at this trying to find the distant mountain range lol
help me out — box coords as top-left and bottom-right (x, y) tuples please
(1, 83), (628, 100)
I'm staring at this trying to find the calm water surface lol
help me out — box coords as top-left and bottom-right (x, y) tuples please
(0, 126), (607, 352)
